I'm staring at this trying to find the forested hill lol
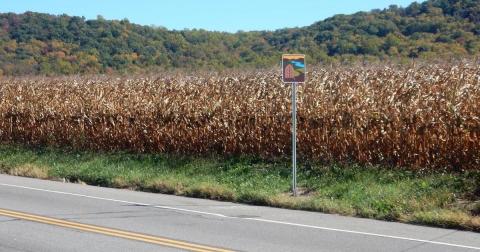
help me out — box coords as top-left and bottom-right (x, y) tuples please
(0, 0), (479, 75)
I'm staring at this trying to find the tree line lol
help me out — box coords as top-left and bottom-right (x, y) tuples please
(0, 0), (479, 75)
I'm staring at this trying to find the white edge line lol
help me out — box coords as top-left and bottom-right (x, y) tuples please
(246, 218), (480, 251)
(0, 182), (479, 251)
(0, 183), (228, 218)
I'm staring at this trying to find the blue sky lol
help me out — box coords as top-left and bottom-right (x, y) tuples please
(2, 0), (419, 32)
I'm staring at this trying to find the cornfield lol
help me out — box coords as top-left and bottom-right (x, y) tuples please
(0, 63), (479, 170)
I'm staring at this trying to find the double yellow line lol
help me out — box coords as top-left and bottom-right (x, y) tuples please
(0, 208), (233, 252)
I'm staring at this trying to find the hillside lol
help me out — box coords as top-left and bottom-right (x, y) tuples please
(0, 0), (479, 75)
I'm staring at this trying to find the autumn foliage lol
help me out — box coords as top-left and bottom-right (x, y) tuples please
(0, 63), (479, 170)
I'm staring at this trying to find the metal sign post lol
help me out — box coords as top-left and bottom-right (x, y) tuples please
(282, 54), (305, 197)
(291, 81), (297, 196)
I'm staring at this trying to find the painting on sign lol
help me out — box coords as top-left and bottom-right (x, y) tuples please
(282, 54), (305, 83)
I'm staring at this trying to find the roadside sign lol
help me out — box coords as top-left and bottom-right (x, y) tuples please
(281, 54), (305, 197)
(282, 54), (305, 83)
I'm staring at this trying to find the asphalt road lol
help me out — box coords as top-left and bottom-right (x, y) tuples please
(0, 174), (479, 252)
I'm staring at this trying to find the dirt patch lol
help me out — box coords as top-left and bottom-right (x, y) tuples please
(280, 187), (316, 198)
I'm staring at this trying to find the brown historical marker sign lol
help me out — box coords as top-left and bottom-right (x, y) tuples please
(282, 54), (305, 83)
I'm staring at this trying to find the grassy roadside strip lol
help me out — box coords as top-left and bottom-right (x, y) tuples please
(0, 144), (479, 232)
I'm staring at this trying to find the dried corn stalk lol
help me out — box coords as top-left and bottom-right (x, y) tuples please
(0, 63), (479, 170)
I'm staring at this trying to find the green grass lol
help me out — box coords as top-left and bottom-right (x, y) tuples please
(0, 144), (479, 231)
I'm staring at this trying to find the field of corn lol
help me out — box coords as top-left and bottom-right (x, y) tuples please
(0, 63), (479, 170)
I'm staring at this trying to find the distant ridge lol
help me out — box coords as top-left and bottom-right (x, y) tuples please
(0, 0), (479, 75)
